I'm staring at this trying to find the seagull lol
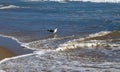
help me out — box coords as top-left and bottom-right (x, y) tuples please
(47, 28), (57, 34)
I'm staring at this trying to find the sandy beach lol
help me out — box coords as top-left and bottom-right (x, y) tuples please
(0, 46), (15, 60)
(0, 36), (33, 61)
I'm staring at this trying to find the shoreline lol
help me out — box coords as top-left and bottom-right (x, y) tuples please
(0, 36), (33, 60)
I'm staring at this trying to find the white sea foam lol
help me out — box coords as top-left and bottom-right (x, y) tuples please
(0, 34), (22, 44)
(0, 34), (74, 50)
(56, 40), (120, 51)
(0, 49), (120, 72)
(88, 31), (111, 38)
(0, 31), (120, 72)
(0, 54), (33, 64)
(0, 5), (20, 9)
(56, 31), (120, 51)
(22, 0), (120, 3)
(0, 34), (40, 51)
(0, 31), (119, 51)
(0, 34), (33, 51)
(21, 35), (75, 50)
(0, 4), (30, 10)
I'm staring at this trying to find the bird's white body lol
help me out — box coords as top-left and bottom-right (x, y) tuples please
(53, 28), (57, 33)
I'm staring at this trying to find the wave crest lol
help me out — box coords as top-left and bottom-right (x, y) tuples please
(0, 31), (119, 51)
(0, 5), (20, 9)
(22, 35), (74, 50)
(22, 0), (120, 3)
(0, 4), (29, 10)
(56, 31), (120, 51)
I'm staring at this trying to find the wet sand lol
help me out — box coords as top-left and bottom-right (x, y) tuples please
(0, 46), (16, 60)
(0, 36), (33, 58)
(0, 36), (33, 60)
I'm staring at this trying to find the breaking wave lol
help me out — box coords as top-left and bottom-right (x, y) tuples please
(0, 31), (120, 66)
(21, 35), (75, 50)
(0, 31), (119, 51)
(22, 0), (120, 3)
(0, 5), (20, 9)
(0, 4), (29, 10)
(1, 49), (120, 72)
(56, 31), (120, 51)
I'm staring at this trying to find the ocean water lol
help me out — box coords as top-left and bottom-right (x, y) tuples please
(0, 0), (120, 71)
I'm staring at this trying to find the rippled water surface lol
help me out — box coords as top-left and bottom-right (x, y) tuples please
(0, 1), (120, 71)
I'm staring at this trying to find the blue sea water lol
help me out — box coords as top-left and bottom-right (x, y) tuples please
(0, 1), (119, 39)
(0, 0), (120, 61)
